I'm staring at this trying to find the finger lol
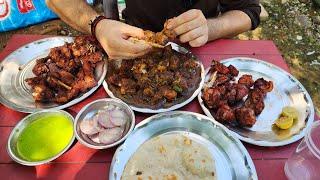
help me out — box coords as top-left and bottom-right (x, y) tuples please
(109, 51), (149, 60)
(173, 17), (206, 35)
(167, 9), (201, 30)
(179, 26), (205, 43)
(121, 24), (145, 38)
(189, 35), (208, 47)
(121, 38), (152, 54)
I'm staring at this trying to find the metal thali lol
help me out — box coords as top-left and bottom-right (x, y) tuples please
(0, 37), (107, 113)
(198, 57), (315, 146)
(103, 42), (205, 113)
(109, 111), (257, 180)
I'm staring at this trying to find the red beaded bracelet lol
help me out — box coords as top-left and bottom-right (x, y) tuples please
(90, 15), (108, 40)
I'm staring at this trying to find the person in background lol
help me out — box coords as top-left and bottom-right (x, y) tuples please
(46, 0), (261, 59)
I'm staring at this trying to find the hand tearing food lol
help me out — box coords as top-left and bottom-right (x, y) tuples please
(166, 9), (208, 47)
(129, 19), (177, 49)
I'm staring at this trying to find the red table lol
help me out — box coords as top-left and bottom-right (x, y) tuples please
(0, 34), (317, 180)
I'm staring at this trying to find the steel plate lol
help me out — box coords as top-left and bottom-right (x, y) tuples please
(109, 111), (257, 180)
(103, 42), (205, 113)
(198, 57), (314, 146)
(0, 37), (107, 113)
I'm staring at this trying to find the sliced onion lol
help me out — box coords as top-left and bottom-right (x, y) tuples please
(96, 110), (116, 128)
(110, 109), (127, 126)
(80, 118), (102, 135)
(88, 133), (100, 143)
(98, 127), (124, 144)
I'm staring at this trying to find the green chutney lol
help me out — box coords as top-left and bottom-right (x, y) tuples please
(17, 113), (73, 161)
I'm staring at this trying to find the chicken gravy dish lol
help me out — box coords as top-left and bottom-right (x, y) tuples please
(106, 45), (202, 109)
(122, 134), (216, 180)
(25, 36), (105, 103)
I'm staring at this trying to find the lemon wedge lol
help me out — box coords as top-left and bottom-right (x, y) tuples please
(281, 106), (299, 120)
(275, 116), (294, 130)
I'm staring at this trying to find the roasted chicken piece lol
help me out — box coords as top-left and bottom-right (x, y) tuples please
(254, 78), (273, 92)
(202, 59), (273, 128)
(26, 36), (105, 103)
(202, 87), (222, 109)
(135, 19), (177, 46)
(238, 74), (254, 88)
(210, 60), (229, 75)
(234, 84), (249, 101)
(216, 104), (236, 123)
(228, 65), (239, 77)
(32, 58), (49, 76)
(235, 107), (256, 127)
(244, 89), (266, 115)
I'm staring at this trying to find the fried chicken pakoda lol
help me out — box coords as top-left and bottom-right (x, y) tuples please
(130, 19), (177, 48)
(106, 45), (202, 109)
(25, 36), (105, 103)
(202, 60), (273, 127)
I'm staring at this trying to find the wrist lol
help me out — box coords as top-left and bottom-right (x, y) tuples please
(207, 18), (223, 41)
(90, 15), (109, 39)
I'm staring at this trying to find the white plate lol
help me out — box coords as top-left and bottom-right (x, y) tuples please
(198, 57), (315, 147)
(0, 37), (107, 113)
(109, 111), (257, 180)
(103, 43), (205, 113)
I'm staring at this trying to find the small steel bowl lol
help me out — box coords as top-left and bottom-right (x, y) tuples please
(74, 98), (135, 149)
(7, 110), (75, 166)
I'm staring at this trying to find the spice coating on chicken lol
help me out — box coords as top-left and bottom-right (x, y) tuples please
(236, 107), (256, 127)
(202, 59), (273, 127)
(238, 74), (254, 88)
(25, 36), (105, 103)
(139, 19), (177, 46)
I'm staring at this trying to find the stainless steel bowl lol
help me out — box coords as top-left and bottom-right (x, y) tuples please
(74, 98), (135, 149)
(7, 110), (75, 166)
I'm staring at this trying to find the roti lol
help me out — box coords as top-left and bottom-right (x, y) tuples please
(121, 134), (216, 180)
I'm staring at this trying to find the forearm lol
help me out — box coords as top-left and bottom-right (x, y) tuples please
(207, 10), (252, 41)
(46, 0), (99, 33)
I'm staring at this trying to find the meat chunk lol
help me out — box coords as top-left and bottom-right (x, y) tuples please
(32, 58), (49, 76)
(234, 84), (249, 101)
(210, 60), (229, 75)
(202, 88), (222, 109)
(228, 65), (239, 77)
(138, 19), (177, 46)
(163, 89), (177, 101)
(244, 89), (266, 115)
(254, 78), (273, 92)
(238, 74), (254, 88)
(216, 105), (236, 123)
(120, 78), (137, 94)
(214, 74), (230, 86)
(26, 36), (104, 103)
(236, 107), (256, 127)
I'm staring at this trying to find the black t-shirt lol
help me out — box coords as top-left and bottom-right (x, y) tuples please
(122, 0), (261, 32)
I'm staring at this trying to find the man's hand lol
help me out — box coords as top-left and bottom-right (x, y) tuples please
(95, 19), (151, 59)
(167, 9), (208, 47)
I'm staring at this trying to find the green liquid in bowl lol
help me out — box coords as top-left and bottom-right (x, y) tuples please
(16, 113), (73, 162)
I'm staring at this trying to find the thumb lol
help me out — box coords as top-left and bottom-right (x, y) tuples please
(121, 24), (145, 39)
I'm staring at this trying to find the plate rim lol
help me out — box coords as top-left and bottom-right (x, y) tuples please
(0, 36), (107, 113)
(103, 43), (205, 113)
(198, 57), (315, 147)
(109, 111), (258, 180)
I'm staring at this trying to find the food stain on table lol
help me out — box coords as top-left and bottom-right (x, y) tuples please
(16, 113), (73, 161)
